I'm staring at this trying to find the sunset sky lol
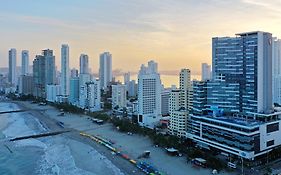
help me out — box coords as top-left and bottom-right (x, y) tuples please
(1, 0), (281, 76)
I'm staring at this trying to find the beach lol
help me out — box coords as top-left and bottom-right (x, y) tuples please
(9, 100), (234, 175)
(0, 101), (141, 175)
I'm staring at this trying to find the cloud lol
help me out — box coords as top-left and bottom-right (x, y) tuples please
(0, 13), (89, 31)
(241, 0), (281, 14)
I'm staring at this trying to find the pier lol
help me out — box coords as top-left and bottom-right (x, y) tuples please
(9, 130), (70, 141)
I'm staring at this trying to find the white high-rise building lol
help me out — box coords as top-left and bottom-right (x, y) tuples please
(169, 89), (181, 113)
(80, 54), (89, 74)
(61, 44), (70, 99)
(179, 69), (191, 111)
(137, 60), (162, 128)
(168, 69), (191, 137)
(112, 84), (127, 109)
(8, 48), (17, 86)
(79, 73), (91, 108)
(99, 52), (112, 90)
(86, 80), (101, 112)
(201, 63), (211, 81)
(46, 84), (61, 102)
(21, 50), (29, 75)
(272, 38), (281, 105)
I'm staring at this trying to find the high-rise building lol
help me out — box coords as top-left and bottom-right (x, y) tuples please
(46, 84), (61, 102)
(8, 48), (17, 86)
(43, 49), (56, 86)
(179, 69), (191, 111)
(124, 72), (130, 91)
(70, 68), (79, 78)
(128, 80), (137, 97)
(61, 44), (70, 100)
(201, 63), (211, 81)
(79, 73), (91, 108)
(168, 69), (191, 137)
(80, 54), (89, 74)
(187, 31), (281, 160)
(161, 88), (171, 116)
(272, 38), (281, 105)
(85, 79), (101, 112)
(137, 60), (162, 128)
(21, 50), (29, 76)
(33, 49), (56, 98)
(69, 77), (79, 105)
(212, 31), (272, 114)
(112, 84), (127, 109)
(99, 52), (112, 90)
(19, 75), (33, 95)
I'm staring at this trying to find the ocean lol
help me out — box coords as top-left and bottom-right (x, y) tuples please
(0, 102), (124, 175)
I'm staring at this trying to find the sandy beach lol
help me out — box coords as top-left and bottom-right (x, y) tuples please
(0, 101), (142, 175)
(14, 100), (235, 175)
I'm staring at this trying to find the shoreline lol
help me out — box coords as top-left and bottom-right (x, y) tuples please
(12, 100), (142, 175)
(13, 100), (233, 175)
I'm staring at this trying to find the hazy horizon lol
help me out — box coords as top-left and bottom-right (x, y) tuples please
(1, 0), (281, 75)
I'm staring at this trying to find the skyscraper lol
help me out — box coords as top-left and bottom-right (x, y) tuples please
(33, 49), (56, 98)
(21, 50), (29, 75)
(99, 52), (112, 90)
(187, 31), (281, 160)
(8, 48), (17, 86)
(85, 80), (101, 112)
(212, 31), (272, 114)
(179, 69), (191, 111)
(272, 38), (281, 105)
(168, 69), (191, 137)
(201, 63), (211, 81)
(137, 60), (162, 128)
(80, 54), (89, 74)
(70, 68), (79, 78)
(123, 72), (130, 91)
(61, 44), (70, 99)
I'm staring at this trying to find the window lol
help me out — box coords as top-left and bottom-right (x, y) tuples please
(267, 140), (274, 147)
(266, 123), (279, 133)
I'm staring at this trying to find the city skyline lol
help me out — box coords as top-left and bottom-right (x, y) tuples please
(1, 0), (281, 75)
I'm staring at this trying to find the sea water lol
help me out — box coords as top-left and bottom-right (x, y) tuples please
(0, 102), (124, 175)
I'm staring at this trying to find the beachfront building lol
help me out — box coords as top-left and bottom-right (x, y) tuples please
(19, 75), (33, 95)
(85, 80), (101, 112)
(79, 73), (91, 108)
(99, 52), (112, 90)
(168, 69), (191, 137)
(137, 60), (162, 128)
(201, 63), (211, 81)
(46, 84), (61, 102)
(179, 69), (191, 111)
(61, 44), (70, 101)
(21, 50), (29, 76)
(112, 84), (127, 109)
(187, 31), (281, 160)
(69, 77), (79, 105)
(33, 49), (56, 98)
(272, 38), (281, 105)
(8, 48), (17, 86)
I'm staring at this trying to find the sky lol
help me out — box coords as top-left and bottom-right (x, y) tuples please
(1, 0), (281, 76)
